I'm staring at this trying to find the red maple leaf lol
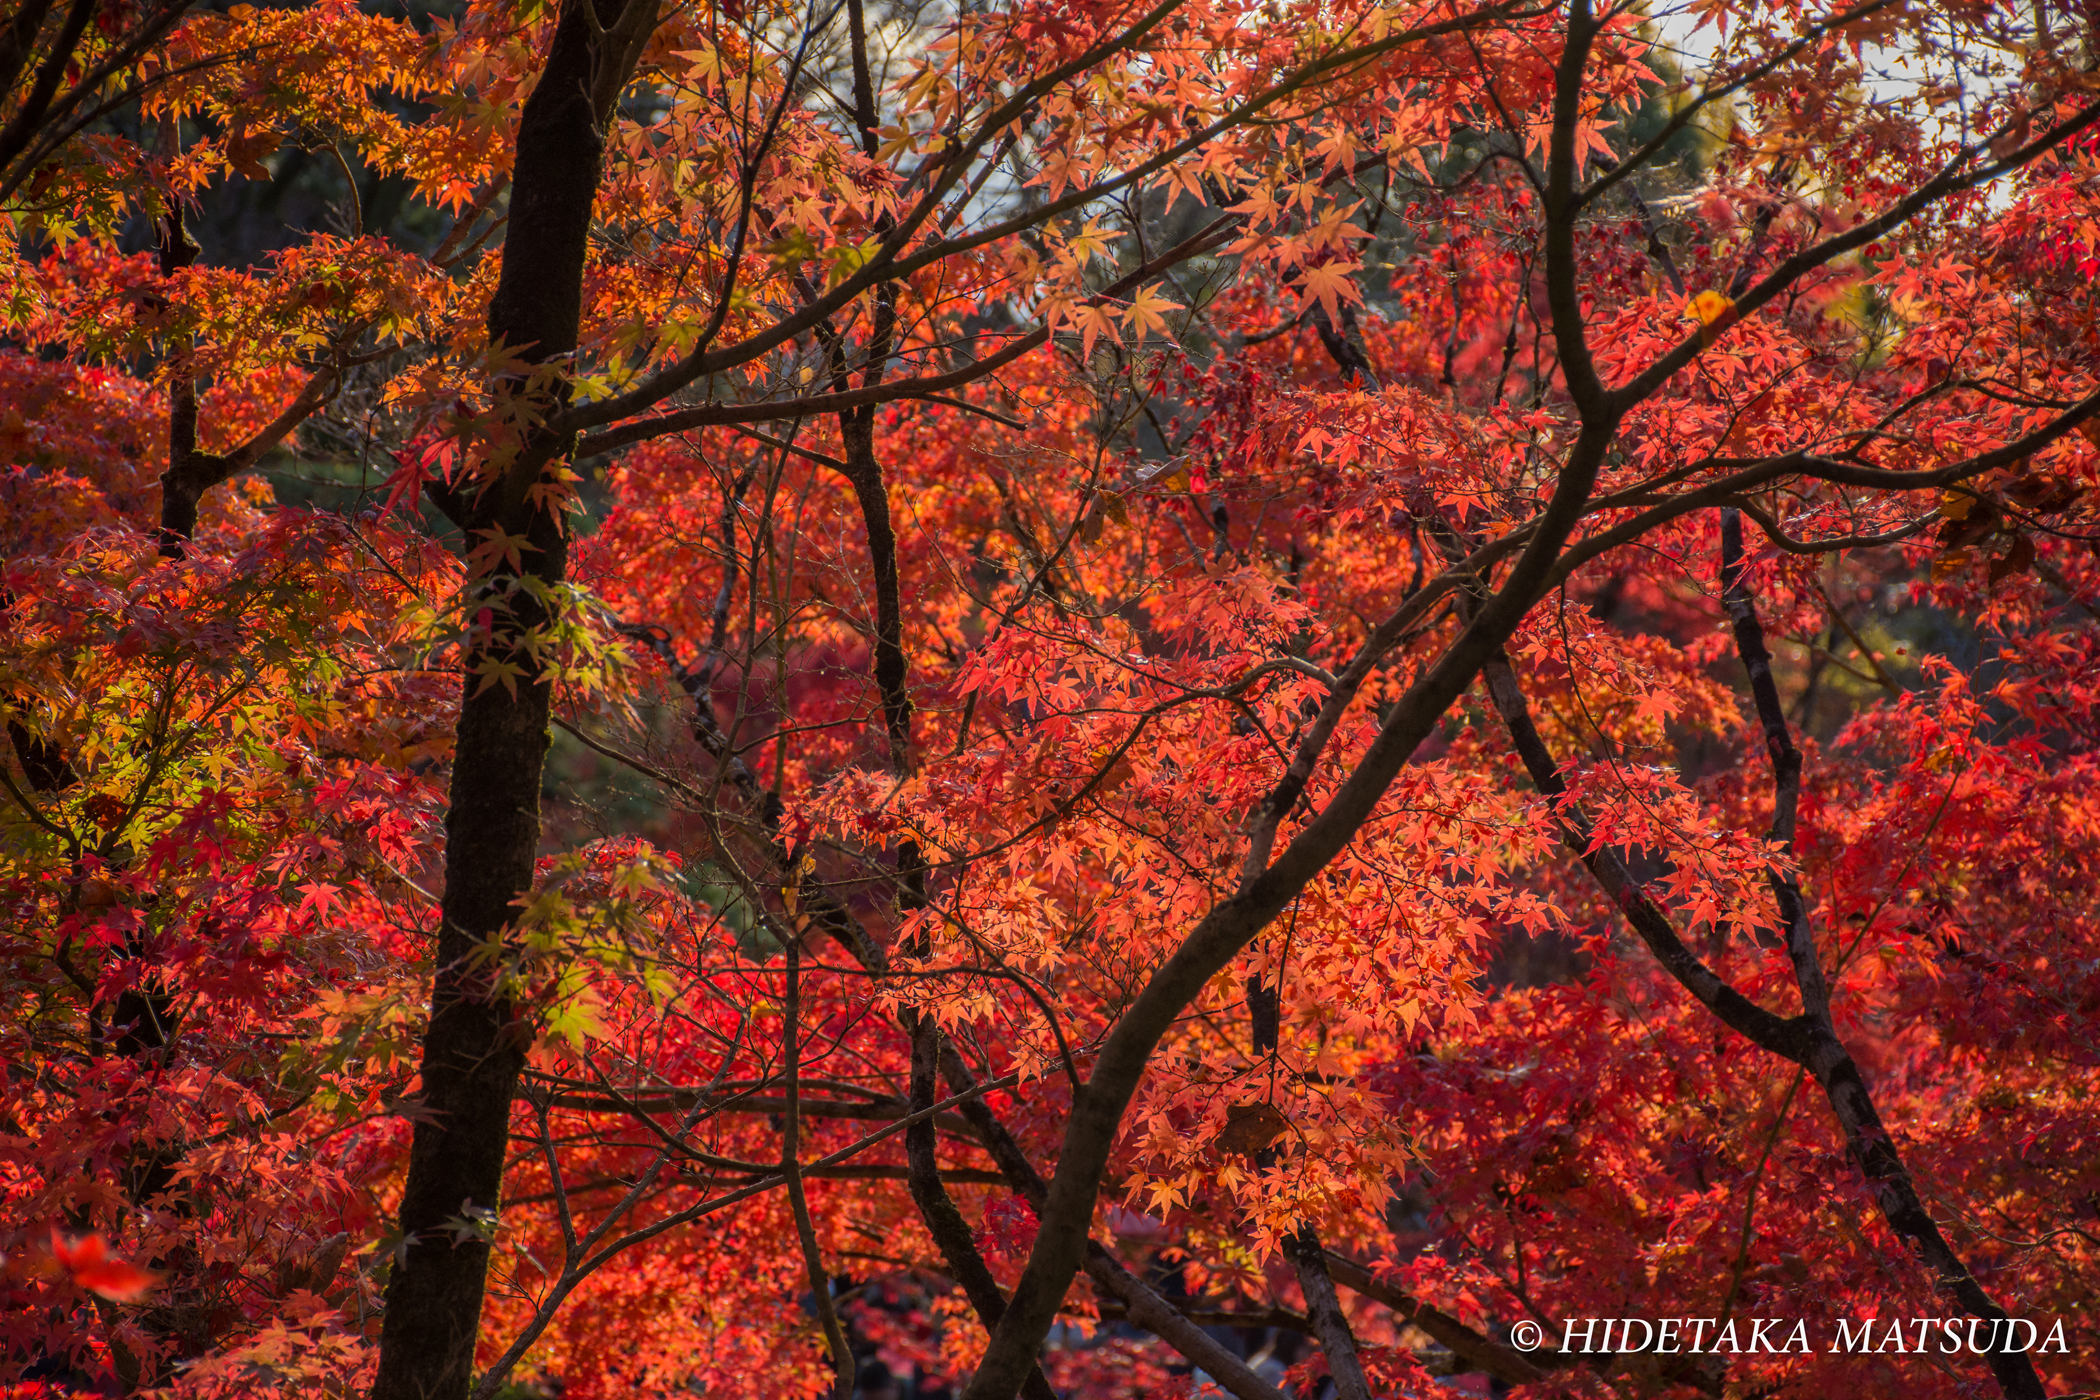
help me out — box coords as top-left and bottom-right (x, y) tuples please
(50, 1227), (161, 1302)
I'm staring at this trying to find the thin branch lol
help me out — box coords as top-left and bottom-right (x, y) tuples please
(783, 937), (855, 1400)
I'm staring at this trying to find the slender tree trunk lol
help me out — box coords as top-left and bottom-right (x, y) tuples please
(1715, 510), (2045, 1400)
(372, 529), (565, 1400)
(155, 200), (203, 558)
(372, 0), (620, 1393)
(1480, 635), (2048, 1400)
(838, 402), (1060, 1400)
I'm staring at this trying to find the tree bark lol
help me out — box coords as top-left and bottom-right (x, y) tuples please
(371, 534), (564, 1400)
(838, 379), (1060, 1398)
(906, 1017), (1061, 1400)
(372, 0), (622, 1394)
(154, 201), (200, 559)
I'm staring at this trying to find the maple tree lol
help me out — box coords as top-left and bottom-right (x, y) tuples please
(6, 0), (2100, 1397)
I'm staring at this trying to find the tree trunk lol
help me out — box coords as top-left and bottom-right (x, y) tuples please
(372, 0), (617, 1393)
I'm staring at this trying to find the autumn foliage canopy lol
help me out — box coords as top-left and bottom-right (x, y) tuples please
(4, 0), (2100, 1396)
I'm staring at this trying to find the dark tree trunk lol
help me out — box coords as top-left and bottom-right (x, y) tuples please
(372, 0), (619, 1394)
(154, 206), (200, 553)
(370, 523), (565, 1400)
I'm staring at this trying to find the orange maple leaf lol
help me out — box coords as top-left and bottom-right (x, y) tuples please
(1683, 289), (1740, 346)
(51, 1227), (161, 1302)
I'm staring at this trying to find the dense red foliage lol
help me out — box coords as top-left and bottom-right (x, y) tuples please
(5, 0), (2100, 1397)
